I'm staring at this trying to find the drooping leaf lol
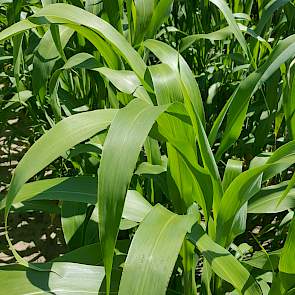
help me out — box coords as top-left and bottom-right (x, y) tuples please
(180, 26), (233, 52)
(5, 109), (116, 214)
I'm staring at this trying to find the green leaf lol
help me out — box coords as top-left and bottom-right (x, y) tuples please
(96, 67), (151, 102)
(255, 0), (291, 35)
(2, 109), (116, 269)
(1, 177), (97, 208)
(144, 39), (205, 125)
(222, 159), (243, 191)
(269, 272), (295, 295)
(189, 224), (262, 295)
(216, 140), (295, 246)
(68, 24), (120, 69)
(167, 143), (202, 212)
(118, 204), (196, 295)
(102, 0), (122, 32)
(222, 160), (247, 241)
(32, 26), (74, 100)
(154, 103), (212, 219)
(146, 0), (174, 39)
(279, 217), (295, 274)
(135, 161), (166, 175)
(98, 99), (169, 291)
(4, 90), (33, 108)
(180, 26), (232, 52)
(0, 4), (147, 84)
(216, 34), (295, 159)
(276, 172), (295, 207)
(243, 249), (281, 271)
(248, 181), (295, 213)
(284, 60), (295, 140)
(210, 0), (251, 61)
(50, 24), (67, 62)
(148, 63), (183, 105)
(144, 43), (221, 215)
(132, 0), (154, 44)
(41, 0), (57, 6)
(0, 262), (105, 295)
(61, 201), (87, 249)
(85, 0), (102, 14)
(12, 33), (23, 91)
(120, 190), (153, 223)
(0, 176), (152, 223)
(5, 109), (116, 214)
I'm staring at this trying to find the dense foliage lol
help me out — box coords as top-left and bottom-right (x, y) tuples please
(0, 0), (295, 294)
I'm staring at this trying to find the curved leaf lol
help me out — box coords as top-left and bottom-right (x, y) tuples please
(3, 109), (116, 269)
(5, 109), (116, 214)
(180, 26), (232, 52)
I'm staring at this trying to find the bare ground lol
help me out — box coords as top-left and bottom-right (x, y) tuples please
(0, 112), (66, 265)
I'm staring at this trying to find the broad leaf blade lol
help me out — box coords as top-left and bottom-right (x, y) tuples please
(0, 262), (105, 295)
(118, 204), (196, 295)
(0, 177), (152, 223)
(98, 99), (168, 290)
